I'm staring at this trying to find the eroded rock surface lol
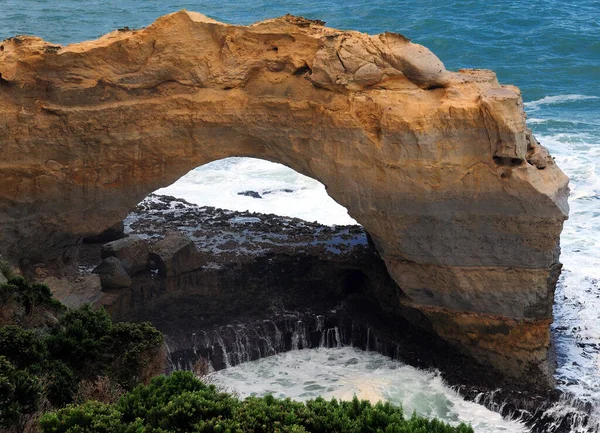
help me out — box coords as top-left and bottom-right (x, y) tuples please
(93, 256), (133, 289)
(101, 235), (149, 275)
(0, 11), (569, 386)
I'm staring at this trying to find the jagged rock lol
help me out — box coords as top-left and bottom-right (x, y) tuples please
(92, 257), (132, 290)
(150, 231), (204, 278)
(238, 191), (262, 199)
(101, 235), (149, 275)
(526, 130), (554, 169)
(83, 221), (125, 243)
(0, 270), (7, 284)
(0, 11), (570, 386)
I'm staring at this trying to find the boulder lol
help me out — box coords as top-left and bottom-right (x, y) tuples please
(150, 231), (204, 278)
(92, 257), (132, 290)
(101, 236), (149, 275)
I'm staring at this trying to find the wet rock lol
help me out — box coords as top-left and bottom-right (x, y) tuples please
(93, 257), (132, 290)
(238, 190), (262, 199)
(150, 231), (204, 277)
(101, 235), (149, 275)
(263, 188), (295, 195)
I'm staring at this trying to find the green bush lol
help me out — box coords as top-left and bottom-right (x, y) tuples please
(44, 360), (78, 407)
(3, 276), (64, 314)
(46, 305), (114, 373)
(107, 321), (164, 389)
(0, 259), (14, 280)
(46, 306), (164, 389)
(39, 400), (133, 433)
(0, 356), (43, 430)
(0, 277), (165, 432)
(0, 325), (48, 371)
(41, 371), (474, 433)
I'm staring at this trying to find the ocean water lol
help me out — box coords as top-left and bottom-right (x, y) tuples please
(3, 0), (599, 430)
(208, 347), (528, 433)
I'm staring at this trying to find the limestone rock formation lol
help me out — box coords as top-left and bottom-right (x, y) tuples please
(150, 231), (205, 278)
(41, 274), (103, 308)
(0, 11), (569, 386)
(93, 256), (133, 289)
(101, 235), (149, 275)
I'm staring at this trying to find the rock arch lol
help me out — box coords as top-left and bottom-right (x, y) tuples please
(0, 11), (569, 386)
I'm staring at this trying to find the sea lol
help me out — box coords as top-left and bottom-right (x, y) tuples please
(2, 1), (599, 431)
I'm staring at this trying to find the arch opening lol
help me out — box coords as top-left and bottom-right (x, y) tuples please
(77, 158), (409, 373)
(152, 157), (357, 227)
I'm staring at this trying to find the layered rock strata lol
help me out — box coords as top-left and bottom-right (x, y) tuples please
(0, 11), (569, 386)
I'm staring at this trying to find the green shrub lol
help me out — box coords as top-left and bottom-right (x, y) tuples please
(0, 325), (48, 371)
(0, 356), (43, 430)
(44, 360), (78, 407)
(41, 371), (474, 433)
(0, 259), (14, 280)
(107, 321), (164, 389)
(0, 277), (165, 432)
(38, 400), (134, 433)
(1, 276), (64, 315)
(46, 305), (114, 373)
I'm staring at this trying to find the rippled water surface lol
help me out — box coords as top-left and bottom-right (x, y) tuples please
(3, 0), (600, 428)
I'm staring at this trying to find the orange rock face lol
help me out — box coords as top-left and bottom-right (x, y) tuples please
(0, 11), (569, 386)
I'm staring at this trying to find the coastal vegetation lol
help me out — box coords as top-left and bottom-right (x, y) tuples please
(0, 275), (164, 432)
(40, 371), (474, 433)
(1, 273), (472, 433)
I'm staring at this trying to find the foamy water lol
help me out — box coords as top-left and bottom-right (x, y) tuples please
(155, 158), (356, 225)
(207, 347), (528, 433)
(525, 96), (600, 410)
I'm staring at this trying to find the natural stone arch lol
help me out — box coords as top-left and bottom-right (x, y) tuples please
(0, 11), (568, 387)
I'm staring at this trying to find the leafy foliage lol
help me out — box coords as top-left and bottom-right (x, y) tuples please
(0, 356), (43, 430)
(41, 371), (475, 433)
(0, 325), (48, 371)
(2, 276), (64, 314)
(0, 258), (15, 280)
(46, 305), (114, 373)
(107, 321), (164, 389)
(0, 277), (165, 431)
(44, 360), (78, 408)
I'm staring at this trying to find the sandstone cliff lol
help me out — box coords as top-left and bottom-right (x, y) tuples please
(0, 11), (569, 387)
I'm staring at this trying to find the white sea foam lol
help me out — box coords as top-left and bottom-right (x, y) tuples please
(207, 347), (528, 433)
(524, 94), (599, 110)
(537, 132), (600, 407)
(155, 157), (356, 226)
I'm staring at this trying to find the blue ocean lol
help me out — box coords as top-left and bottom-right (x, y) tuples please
(2, 1), (599, 431)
